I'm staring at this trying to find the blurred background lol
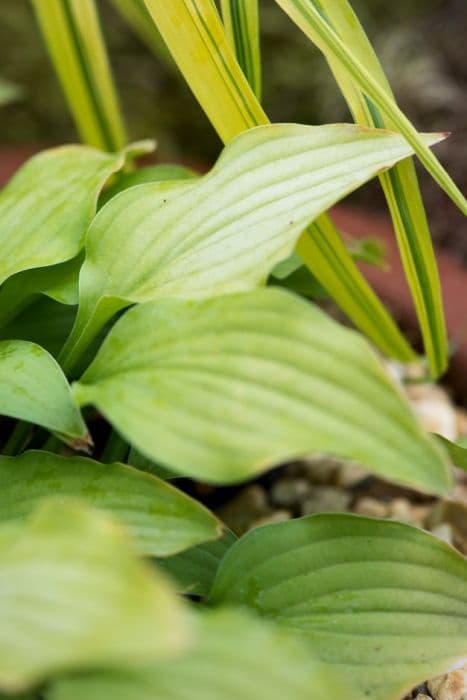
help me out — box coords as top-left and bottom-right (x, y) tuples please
(0, 0), (466, 255)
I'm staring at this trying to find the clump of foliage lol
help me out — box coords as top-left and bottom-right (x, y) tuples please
(0, 2), (466, 700)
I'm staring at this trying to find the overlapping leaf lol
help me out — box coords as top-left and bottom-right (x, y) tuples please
(0, 499), (188, 693)
(60, 123), (438, 371)
(72, 289), (450, 493)
(143, 0), (415, 362)
(210, 513), (467, 700)
(221, 0), (262, 99)
(0, 146), (123, 288)
(0, 341), (87, 446)
(0, 451), (221, 556)
(48, 609), (339, 700)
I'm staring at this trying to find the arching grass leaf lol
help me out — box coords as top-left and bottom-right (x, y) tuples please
(0, 341), (87, 447)
(274, 0), (450, 378)
(210, 513), (467, 700)
(72, 289), (450, 493)
(60, 123), (440, 372)
(31, 0), (126, 151)
(0, 499), (189, 693)
(0, 451), (221, 557)
(48, 609), (339, 700)
(144, 0), (415, 366)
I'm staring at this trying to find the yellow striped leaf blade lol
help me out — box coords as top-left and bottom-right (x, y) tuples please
(72, 289), (451, 494)
(221, 0), (262, 99)
(0, 499), (188, 693)
(274, 0), (451, 377)
(32, 0), (126, 151)
(59, 123), (437, 371)
(210, 513), (467, 700)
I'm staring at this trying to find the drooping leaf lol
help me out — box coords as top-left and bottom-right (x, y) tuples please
(0, 341), (87, 447)
(0, 146), (124, 288)
(144, 0), (415, 365)
(210, 513), (467, 700)
(221, 0), (262, 99)
(31, 0), (127, 151)
(158, 529), (237, 597)
(0, 450), (221, 557)
(0, 499), (189, 693)
(72, 289), (450, 493)
(274, 0), (451, 377)
(48, 609), (339, 700)
(60, 123), (438, 372)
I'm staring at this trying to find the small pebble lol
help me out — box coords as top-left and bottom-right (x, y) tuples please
(354, 497), (389, 518)
(300, 487), (351, 516)
(430, 522), (454, 546)
(406, 383), (457, 440)
(217, 485), (269, 535)
(428, 667), (467, 700)
(249, 510), (292, 530)
(270, 477), (312, 507)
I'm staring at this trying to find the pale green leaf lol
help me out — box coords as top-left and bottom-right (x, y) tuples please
(221, 0), (262, 99)
(60, 123), (438, 372)
(0, 450), (221, 556)
(48, 609), (339, 700)
(0, 341), (87, 446)
(100, 163), (198, 207)
(73, 289), (450, 493)
(210, 513), (467, 700)
(435, 435), (467, 472)
(274, 0), (450, 377)
(0, 499), (189, 693)
(31, 0), (127, 151)
(158, 529), (237, 597)
(143, 0), (416, 366)
(0, 146), (124, 288)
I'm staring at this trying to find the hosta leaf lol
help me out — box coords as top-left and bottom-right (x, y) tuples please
(0, 145), (124, 288)
(60, 123), (439, 372)
(100, 163), (198, 206)
(435, 435), (467, 471)
(210, 513), (467, 700)
(72, 289), (450, 493)
(0, 499), (188, 693)
(144, 0), (415, 365)
(32, 0), (126, 151)
(0, 341), (87, 446)
(0, 450), (221, 557)
(274, 0), (449, 377)
(158, 529), (237, 597)
(221, 0), (262, 99)
(48, 609), (339, 700)
(274, 0), (467, 215)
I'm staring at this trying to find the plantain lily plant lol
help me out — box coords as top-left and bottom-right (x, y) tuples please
(0, 1), (466, 699)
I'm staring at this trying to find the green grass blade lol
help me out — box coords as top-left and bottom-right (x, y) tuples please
(31, 0), (127, 151)
(274, 0), (450, 377)
(274, 0), (467, 216)
(143, 0), (415, 362)
(220, 0), (262, 100)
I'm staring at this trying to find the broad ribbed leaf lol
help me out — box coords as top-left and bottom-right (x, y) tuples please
(210, 513), (467, 700)
(100, 163), (198, 207)
(72, 289), (450, 493)
(0, 341), (87, 446)
(221, 0), (262, 99)
(0, 146), (123, 288)
(31, 0), (126, 151)
(0, 499), (188, 693)
(436, 435), (467, 472)
(48, 609), (338, 700)
(0, 451), (220, 557)
(158, 529), (237, 597)
(60, 123), (437, 371)
(274, 0), (467, 216)
(144, 0), (413, 363)
(274, 0), (449, 377)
